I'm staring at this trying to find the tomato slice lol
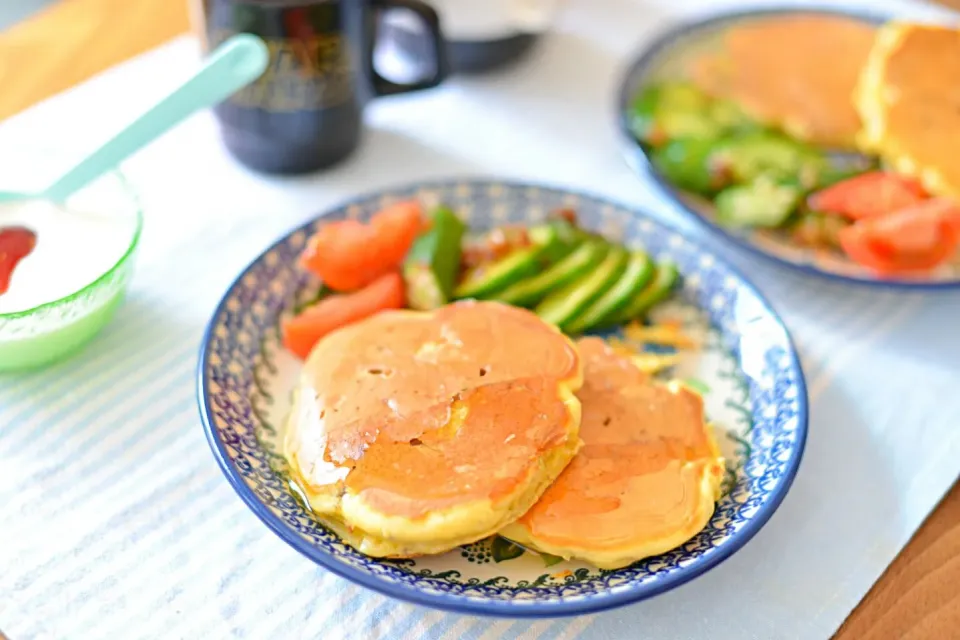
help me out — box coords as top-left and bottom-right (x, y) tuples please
(838, 198), (960, 274)
(300, 201), (423, 292)
(282, 271), (406, 359)
(808, 171), (927, 220)
(371, 201), (425, 268)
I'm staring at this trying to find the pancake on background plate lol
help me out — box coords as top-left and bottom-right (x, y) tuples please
(690, 14), (876, 148)
(284, 300), (583, 558)
(500, 337), (724, 570)
(856, 22), (960, 197)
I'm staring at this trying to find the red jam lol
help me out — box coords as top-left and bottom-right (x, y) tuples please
(0, 226), (37, 297)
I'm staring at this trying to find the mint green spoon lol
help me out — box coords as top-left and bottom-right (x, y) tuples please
(0, 34), (269, 204)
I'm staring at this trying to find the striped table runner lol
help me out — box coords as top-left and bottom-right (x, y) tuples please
(2, 1), (959, 638)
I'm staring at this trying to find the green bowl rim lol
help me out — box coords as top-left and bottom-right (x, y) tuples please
(0, 168), (144, 321)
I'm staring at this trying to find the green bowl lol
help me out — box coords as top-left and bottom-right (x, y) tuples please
(0, 170), (142, 373)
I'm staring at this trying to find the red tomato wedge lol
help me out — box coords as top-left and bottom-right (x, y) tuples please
(300, 201), (423, 292)
(808, 171), (927, 220)
(838, 198), (960, 274)
(282, 271), (406, 359)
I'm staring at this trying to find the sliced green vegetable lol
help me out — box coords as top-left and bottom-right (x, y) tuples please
(491, 536), (526, 563)
(454, 223), (562, 299)
(710, 132), (826, 189)
(709, 99), (761, 135)
(564, 250), (655, 335)
(656, 82), (713, 111)
(540, 552), (565, 567)
(630, 81), (719, 146)
(652, 138), (728, 195)
(617, 261), (680, 323)
(403, 206), (466, 311)
(656, 112), (720, 145)
(454, 248), (540, 300)
(683, 377), (711, 395)
(536, 247), (629, 329)
(540, 219), (584, 263)
(493, 241), (607, 308)
(715, 178), (802, 228)
(527, 223), (565, 253)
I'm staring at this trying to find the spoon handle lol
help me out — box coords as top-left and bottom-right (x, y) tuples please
(45, 34), (269, 203)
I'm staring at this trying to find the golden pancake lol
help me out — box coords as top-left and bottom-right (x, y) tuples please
(856, 22), (960, 197)
(500, 337), (724, 569)
(691, 15), (876, 147)
(284, 300), (583, 557)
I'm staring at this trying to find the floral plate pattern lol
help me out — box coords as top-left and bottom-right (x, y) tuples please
(198, 179), (808, 617)
(617, 7), (960, 289)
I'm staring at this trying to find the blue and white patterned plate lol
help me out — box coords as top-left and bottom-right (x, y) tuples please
(197, 180), (808, 617)
(617, 7), (960, 290)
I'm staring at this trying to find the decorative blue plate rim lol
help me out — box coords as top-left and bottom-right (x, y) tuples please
(197, 177), (809, 618)
(615, 5), (960, 291)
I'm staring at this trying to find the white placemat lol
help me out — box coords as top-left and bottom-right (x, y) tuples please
(2, 1), (959, 638)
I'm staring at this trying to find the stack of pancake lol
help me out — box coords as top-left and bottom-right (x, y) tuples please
(689, 15), (960, 196)
(690, 14), (876, 149)
(284, 301), (725, 569)
(856, 22), (960, 198)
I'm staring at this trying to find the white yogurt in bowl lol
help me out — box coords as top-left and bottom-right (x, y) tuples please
(0, 160), (141, 372)
(0, 198), (138, 314)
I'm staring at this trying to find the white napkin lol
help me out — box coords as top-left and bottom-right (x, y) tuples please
(1, 1), (958, 639)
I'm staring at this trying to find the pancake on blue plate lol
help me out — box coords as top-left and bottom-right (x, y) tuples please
(284, 301), (583, 558)
(501, 337), (724, 569)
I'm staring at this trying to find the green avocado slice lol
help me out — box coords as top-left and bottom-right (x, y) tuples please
(709, 132), (827, 188)
(564, 250), (655, 335)
(453, 224), (562, 300)
(616, 261), (680, 323)
(630, 82), (720, 146)
(535, 247), (629, 330)
(493, 241), (607, 308)
(714, 178), (802, 229)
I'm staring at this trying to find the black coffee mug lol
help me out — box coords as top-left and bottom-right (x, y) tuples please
(194, 0), (448, 175)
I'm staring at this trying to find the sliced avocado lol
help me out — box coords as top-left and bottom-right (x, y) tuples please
(657, 82), (713, 111)
(709, 99), (761, 135)
(710, 132), (827, 189)
(715, 177), (802, 228)
(651, 137), (729, 196)
(630, 81), (720, 146)
(494, 241), (607, 308)
(536, 247), (629, 330)
(617, 261), (680, 323)
(656, 111), (721, 145)
(454, 248), (540, 300)
(403, 206), (466, 311)
(527, 223), (565, 253)
(540, 219), (584, 263)
(454, 223), (562, 300)
(564, 251), (655, 335)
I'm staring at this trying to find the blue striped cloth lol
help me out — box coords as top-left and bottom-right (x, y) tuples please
(2, 1), (959, 638)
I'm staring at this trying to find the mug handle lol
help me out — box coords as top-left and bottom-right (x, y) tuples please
(369, 0), (449, 96)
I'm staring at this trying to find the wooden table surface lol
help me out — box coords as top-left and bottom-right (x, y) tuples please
(1, 1), (957, 638)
